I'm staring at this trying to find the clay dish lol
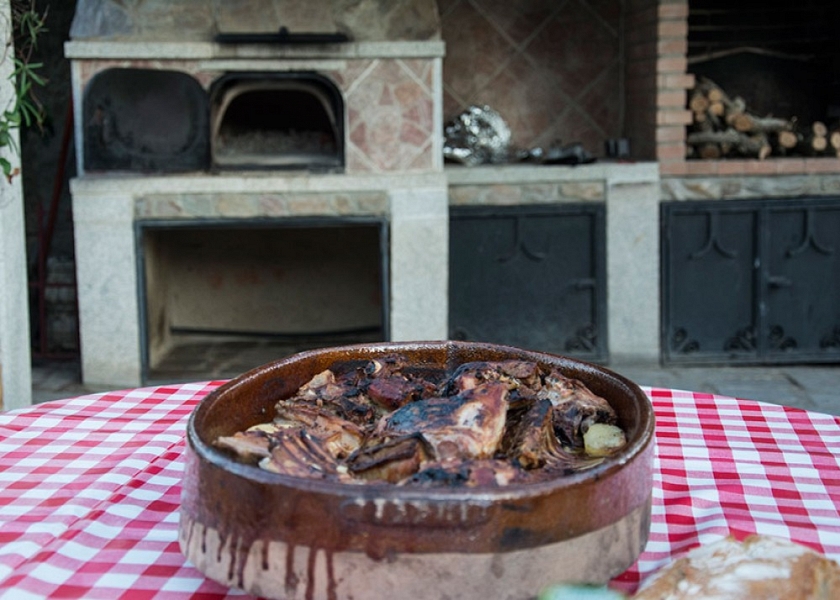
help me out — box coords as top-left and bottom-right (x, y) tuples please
(179, 341), (655, 600)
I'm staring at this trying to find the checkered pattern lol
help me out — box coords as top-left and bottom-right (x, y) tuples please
(1, 384), (838, 598)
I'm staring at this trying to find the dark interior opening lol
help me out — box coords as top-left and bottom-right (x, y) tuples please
(211, 72), (344, 170)
(139, 219), (387, 383)
(83, 68), (209, 172)
(688, 1), (840, 126)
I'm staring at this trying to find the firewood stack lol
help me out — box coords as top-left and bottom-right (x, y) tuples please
(686, 77), (840, 160)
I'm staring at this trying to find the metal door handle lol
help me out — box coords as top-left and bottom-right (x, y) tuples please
(767, 275), (792, 288)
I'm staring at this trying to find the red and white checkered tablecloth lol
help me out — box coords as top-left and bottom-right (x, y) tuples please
(1, 383), (838, 599)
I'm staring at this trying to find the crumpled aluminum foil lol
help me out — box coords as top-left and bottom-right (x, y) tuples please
(443, 104), (597, 166)
(443, 105), (517, 166)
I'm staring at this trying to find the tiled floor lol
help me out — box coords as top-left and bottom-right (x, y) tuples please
(30, 356), (840, 417)
(609, 360), (840, 417)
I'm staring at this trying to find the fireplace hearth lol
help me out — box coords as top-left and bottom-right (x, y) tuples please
(140, 219), (387, 382)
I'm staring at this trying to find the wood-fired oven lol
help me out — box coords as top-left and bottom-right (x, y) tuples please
(210, 72), (344, 171)
(67, 0), (448, 386)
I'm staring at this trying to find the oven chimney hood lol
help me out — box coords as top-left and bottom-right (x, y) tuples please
(70, 0), (441, 43)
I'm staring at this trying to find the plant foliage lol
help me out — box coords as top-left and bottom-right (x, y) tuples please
(1, 0), (47, 182)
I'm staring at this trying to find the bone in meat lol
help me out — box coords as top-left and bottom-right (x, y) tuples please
(259, 429), (354, 482)
(273, 403), (364, 458)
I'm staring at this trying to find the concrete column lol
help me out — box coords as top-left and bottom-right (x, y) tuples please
(388, 183), (448, 341)
(71, 184), (142, 387)
(0, 0), (33, 410)
(606, 167), (661, 363)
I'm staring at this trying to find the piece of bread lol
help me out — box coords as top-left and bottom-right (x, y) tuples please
(633, 535), (840, 600)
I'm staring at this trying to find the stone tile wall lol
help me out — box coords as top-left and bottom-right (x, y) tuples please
(440, 0), (623, 158)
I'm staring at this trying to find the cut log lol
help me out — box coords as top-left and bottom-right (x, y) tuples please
(707, 87), (724, 104)
(731, 113), (753, 133)
(812, 121), (828, 137)
(708, 101), (726, 117)
(777, 130), (799, 150)
(723, 97), (747, 126)
(689, 93), (710, 114)
(805, 134), (828, 154)
(829, 130), (840, 152)
(756, 138), (772, 160)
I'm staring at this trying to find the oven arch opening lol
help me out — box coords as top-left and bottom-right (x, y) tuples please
(210, 72), (345, 171)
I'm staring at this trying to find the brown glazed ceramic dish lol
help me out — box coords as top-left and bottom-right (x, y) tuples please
(179, 341), (655, 600)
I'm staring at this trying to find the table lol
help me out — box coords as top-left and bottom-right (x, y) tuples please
(1, 382), (839, 598)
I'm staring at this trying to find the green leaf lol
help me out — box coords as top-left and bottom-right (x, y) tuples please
(0, 157), (12, 178)
(27, 69), (45, 87)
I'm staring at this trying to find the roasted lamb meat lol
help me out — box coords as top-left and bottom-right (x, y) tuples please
(215, 355), (627, 487)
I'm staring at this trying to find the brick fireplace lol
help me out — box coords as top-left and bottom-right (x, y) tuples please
(634, 0), (840, 364)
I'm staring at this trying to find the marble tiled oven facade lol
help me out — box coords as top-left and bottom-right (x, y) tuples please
(67, 0), (449, 385)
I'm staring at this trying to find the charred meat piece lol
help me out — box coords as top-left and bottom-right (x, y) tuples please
(362, 354), (408, 378)
(326, 392), (379, 425)
(361, 355), (439, 411)
(538, 370), (619, 450)
(294, 369), (344, 403)
(447, 360), (542, 394)
(293, 357), (439, 419)
(502, 396), (612, 474)
(376, 382), (508, 460)
(365, 375), (437, 412)
(346, 435), (431, 483)
(287, 368), (378, 425)
(215, 421), (299, 462)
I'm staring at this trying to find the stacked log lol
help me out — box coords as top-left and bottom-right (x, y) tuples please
(686, 77), (840, 160)
(831, 129), (840, 157)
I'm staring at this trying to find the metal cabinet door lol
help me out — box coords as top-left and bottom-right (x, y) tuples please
(449, 204), (606, 361)
(662, 204), (758, 363)
(764, 203), (840, 360)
